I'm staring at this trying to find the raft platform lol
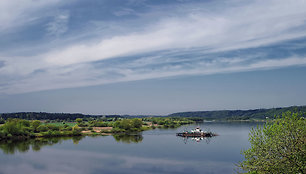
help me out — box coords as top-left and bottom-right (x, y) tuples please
(176, 132), (216, 137)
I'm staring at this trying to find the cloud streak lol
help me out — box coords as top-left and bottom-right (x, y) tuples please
(46, 12), (70, 37)
(0, 0), (64, 32)
(0, 0), (306, 94)
(44, 0), (306, 66)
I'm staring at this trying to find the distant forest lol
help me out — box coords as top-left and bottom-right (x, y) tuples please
(0, 112), (121, 121)
(0, 106), (305, 121)
(168, 106), (306, 120)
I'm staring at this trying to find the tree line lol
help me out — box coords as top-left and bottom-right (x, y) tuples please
(0, 112), (122, 121)
(168, 106), (306, 120)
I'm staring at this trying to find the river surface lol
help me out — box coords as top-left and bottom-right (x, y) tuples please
(0, 122), (262, 174)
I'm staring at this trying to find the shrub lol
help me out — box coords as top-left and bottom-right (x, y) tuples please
(239, 112), (306, 173)
(37, 125), (48, 132)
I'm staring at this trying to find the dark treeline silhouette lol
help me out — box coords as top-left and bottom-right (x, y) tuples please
(0, 112), (121, 121)
(1, 106), (305, 121)
(168, 106), (306, 120)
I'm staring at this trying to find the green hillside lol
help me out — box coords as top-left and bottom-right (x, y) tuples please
(168, 106), (306, 120)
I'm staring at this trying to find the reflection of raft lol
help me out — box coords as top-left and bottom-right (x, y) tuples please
(176, 132), (215, 137)
(176, 127), (216, 137)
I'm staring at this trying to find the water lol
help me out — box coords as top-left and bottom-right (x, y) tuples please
(0, 122), (261, 174)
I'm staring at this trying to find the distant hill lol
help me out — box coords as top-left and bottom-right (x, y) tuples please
(0, 112), (122, 120)
(1, 106), (305, 121)
(168, 106), (306, 120)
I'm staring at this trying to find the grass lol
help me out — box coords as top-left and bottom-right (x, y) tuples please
(43, 122), (77, 127)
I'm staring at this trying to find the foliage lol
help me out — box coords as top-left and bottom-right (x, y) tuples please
(113, 118), (144, 132)
(0, 119), (81, 140)
(31, 120), (41, 132)
(75, 118), (83, 123)
(144, 117), (194, 128)
(131, 118), (142, 128)
(239, 112), (306, 173)
(88, 121), (109, 127)
(44, 122), (76, 127)
(37, 125), (48, 132)
(0, 112), (91, 120)
(1, 106), (305, 121)
(0, 118), (5, 124)
(0, 115), (196, 139)
(169, 106), (306, 120)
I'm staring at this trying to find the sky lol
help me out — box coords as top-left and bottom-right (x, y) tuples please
(0, 0), (306, 115)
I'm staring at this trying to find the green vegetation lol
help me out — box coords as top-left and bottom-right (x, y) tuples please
(143, 117), (195, 128)
(88, 120), (111, 127)
(169, 106), (306, 120)
(0, 112), (91, 120)
(1, 106), (305, 122)
(0, 119), (81, 140)
(43, 122), (76, 127)
(0, 118), (5, 124)
(112, 118), (144, 132)
(239, 112), (306, 173)
(0, 116), (196, 140)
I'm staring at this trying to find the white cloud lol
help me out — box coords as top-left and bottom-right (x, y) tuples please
(1, 0), (306, 94)
(43, 0), (306, 66)
(46, 12), (70, 37)
(0, 0), (64, 32)
(113, 8), (136, 16)
(2, 55), (306, 94)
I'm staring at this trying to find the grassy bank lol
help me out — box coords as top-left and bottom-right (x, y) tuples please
(0, 119), (82, 141)
(0, 117), (195, 140)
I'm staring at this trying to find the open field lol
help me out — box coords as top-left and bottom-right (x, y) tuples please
(43, 122), (77, 127)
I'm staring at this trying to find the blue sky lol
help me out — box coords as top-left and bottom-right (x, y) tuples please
(0, 0), (306, 115)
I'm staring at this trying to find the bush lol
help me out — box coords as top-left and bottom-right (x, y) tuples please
(72, 130), (81, 136)
(239, 112), (306, 173)
(131, 119), (142, 128)
(37, 125), (48, 132)
(92, 121), (108, 127)
(46, 125), (60, 131)
(31, 120), (41, 132)
(0, 119), (5, 124)
(63, 126), (72, 131)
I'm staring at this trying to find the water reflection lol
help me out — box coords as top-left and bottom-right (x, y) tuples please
(179, 136), (213, 144)
(112, 134), (143, 144)
(0, 134), (144, 155)
(0, 122), (259, 174)
(0, 136), (84, 154)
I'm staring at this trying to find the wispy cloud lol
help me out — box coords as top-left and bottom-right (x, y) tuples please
(46, 12), (70, 37)
(0, 0), (64, 32)
(43, 0), (306, 66)
(0, 0), (306, 94)
(113, 8), (136, 17)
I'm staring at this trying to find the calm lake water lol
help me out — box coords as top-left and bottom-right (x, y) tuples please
(0, 122), (262, 174)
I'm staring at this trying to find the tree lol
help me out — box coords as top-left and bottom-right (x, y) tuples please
(0, 118), (5, 124)
(120, 119), (132, 130)
(31, 120), (41, 132)
(239, 111), (306, 173)
(131, 118), (142, 128)
(75, 118), (83, 124)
